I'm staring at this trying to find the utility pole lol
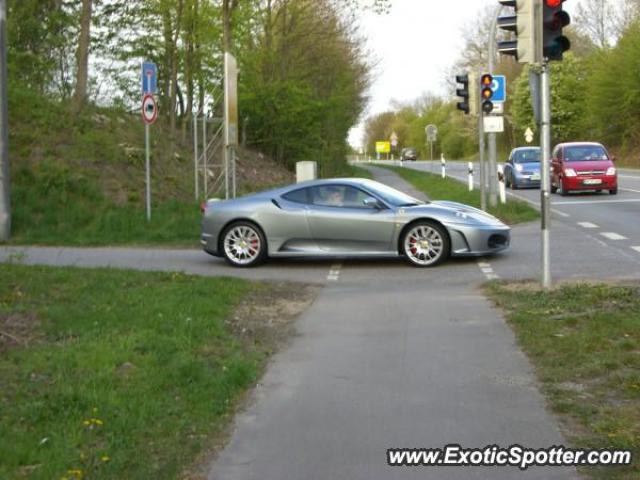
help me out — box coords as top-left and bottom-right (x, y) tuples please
(540, 63), (552, 289)
(0, 0), (10, 242)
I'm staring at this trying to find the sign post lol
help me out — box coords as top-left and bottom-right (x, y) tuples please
(425, 124), (438, 161)
(141, 61), (157, 222)
(390, 132), (398, 161)
(224, 53), (238, 199)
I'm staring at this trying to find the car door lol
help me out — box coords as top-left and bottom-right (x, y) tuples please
(265, 186), (318, 253)
(305, 184), (396, 253)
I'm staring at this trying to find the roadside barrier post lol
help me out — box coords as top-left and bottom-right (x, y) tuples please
(468, 162), (474, 191)
(441, 154), (446, 179)
(497, 164), (506, 204)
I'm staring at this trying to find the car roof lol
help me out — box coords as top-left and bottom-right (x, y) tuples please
(556, 142), (605, 148)
(511, 146), (540, 151)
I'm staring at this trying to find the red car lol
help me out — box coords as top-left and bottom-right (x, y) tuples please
(551, 142), (618, 196)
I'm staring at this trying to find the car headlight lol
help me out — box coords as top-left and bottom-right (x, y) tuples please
(564, 168), (577, 177)
(455, 211), (469, 220)
(515, 164), (524, 172)
(606, 167), (616, 176)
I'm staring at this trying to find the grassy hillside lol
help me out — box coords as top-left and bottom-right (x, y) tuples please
(6, 87), (294, 246)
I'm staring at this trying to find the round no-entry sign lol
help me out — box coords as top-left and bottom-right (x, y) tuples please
(142, 94), (158, 125)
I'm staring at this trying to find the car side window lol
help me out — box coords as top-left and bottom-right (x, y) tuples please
(282, 187), (311, 204)
(309, 185), (376, 209)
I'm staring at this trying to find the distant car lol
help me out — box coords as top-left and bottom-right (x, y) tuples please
(504, 147), (541, 189)
(201, 178), (511, 268)
(401, 148), (418, 161)
(551, 142), (618, 196)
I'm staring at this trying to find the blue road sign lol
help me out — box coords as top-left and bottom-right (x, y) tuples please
(491, 75), (506, 103)
(142, 61), (157, 94)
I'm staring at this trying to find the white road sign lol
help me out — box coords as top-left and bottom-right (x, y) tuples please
(483, 116), (504, 133)
(525, 127), (534, 144)
(142, 94), (158, 125)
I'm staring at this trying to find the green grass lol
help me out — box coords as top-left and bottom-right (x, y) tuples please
(382, 165), (539, 225)
(486, 282), (640, 479)
(0, 264), (304, 479)
(327, 162), (374, 179)
(7, 163), (200, 247)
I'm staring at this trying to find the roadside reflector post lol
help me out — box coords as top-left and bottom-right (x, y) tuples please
(498, 164), (506, 204)
(441, 154), (446, 179)
(468, 162), (474, 191)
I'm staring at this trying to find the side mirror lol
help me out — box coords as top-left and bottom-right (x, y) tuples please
(363, 197), (383, 209)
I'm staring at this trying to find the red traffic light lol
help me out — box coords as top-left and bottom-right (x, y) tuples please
(545, 0), (562, 6)
(481, 74), (493, 86)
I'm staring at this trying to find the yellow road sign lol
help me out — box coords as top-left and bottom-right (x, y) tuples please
(376, 141), (391, 154)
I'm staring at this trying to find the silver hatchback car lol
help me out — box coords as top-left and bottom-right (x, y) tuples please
(201, 178), (510, 267)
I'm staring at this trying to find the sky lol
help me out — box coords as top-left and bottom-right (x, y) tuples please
(347, 0), (583, 148)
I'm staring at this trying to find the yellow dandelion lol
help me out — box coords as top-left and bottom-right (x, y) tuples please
(101, 455), (110, 462)
(83, 420), (90, 426)
(94, 419), (103, 426)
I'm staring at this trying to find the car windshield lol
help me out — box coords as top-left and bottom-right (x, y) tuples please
(361, 180), (425, 207)
(513, 149), (540, 163)
(564, 145), (609, 162)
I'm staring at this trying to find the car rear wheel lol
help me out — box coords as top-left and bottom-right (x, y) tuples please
(610, 188), (618, 195)
(221, 221), (267, 267)
(401, 221), (450, 267)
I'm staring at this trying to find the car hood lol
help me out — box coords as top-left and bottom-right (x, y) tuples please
(405, 201), (506, 227)
(563, 160), (612, 172)
(517, 162), (541, 172)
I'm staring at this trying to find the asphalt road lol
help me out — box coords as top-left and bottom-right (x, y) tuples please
(4, 165), (633, 478)
(365, 160), (640, 283)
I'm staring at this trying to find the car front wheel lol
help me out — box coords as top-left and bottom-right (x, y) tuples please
(401, 221), (450, 267)
(221, 221), (267, 267)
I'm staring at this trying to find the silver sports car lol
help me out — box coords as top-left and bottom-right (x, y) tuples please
(201, 178), (511, 267)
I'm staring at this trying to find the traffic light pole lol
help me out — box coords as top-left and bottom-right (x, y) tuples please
(478, 111), (487, 212)
(487, 8), (501, 208)
(540, 62), (552, 289)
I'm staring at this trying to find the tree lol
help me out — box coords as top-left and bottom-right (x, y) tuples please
(72, 0), (93, 112)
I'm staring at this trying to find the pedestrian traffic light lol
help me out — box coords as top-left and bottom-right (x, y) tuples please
(456, 74), (470, 115)
(542, 0), (571, 61)
(497, 0), (540, 64)
(481, 74), (494, 114)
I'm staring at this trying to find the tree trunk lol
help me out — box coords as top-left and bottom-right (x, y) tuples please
(72, 0), (93, 112)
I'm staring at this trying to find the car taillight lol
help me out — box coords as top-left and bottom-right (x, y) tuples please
(564, 168), (577, 177)
(606, 167), (616, 176)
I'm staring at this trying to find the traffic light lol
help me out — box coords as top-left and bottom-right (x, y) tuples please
(542, 0), (571, 61)
(481, 74), (494, 114)
(497, 0), (540, 64)
(456, 74), (470, 114)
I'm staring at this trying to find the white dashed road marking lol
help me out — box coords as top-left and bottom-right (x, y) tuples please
(620, 187), (640, 194)
(600, 232), (628, 241)
(327, 263), (342, 282)
(552, 209), (570, 218)
(477, 261), (499, 281)
(577, 222), (599, 229)
(632, 246), (640, 254)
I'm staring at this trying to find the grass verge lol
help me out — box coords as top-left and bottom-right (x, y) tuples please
(486, 282), (639, 479)
(7, 163), (201, 247)
(0, 264), (317, 479)
(329, 162), (374, 179)
(381, 165), (539, 225)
